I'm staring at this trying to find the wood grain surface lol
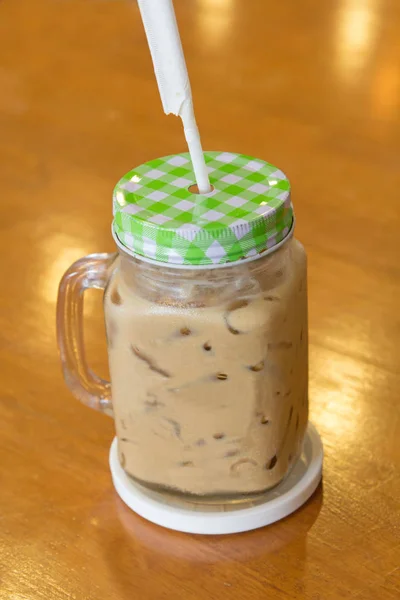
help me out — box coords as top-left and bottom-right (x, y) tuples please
(1, 0), (399, 598)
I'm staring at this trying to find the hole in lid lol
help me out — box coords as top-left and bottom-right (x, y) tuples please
(188, 183), (215, 195)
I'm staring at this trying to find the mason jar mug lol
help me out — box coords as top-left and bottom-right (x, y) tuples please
(57, 151), (308, 504)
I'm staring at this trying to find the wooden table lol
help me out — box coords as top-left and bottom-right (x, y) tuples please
(1, 0), (399, 598)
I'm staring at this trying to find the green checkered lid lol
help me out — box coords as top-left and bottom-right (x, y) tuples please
(113, 151), (293, 266)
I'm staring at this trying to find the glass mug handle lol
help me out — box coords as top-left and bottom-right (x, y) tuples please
(56, 253), (117, 416)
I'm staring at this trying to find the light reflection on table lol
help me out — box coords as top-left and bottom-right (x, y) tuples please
(334, 0), (381, 83)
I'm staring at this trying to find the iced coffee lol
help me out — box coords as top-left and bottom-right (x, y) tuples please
(104, 239), (308, 498)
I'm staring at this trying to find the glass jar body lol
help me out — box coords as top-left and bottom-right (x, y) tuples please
(104, 238), (308, 501)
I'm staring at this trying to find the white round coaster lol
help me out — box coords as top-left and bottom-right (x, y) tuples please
(109, 422), (323, 535)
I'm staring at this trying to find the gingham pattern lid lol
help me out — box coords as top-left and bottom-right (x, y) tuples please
(113, 151), (293, 266)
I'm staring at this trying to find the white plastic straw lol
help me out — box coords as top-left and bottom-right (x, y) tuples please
(137, 0), (211, 194)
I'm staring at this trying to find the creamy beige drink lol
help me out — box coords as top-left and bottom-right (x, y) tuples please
(104, 240), (308, 498)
